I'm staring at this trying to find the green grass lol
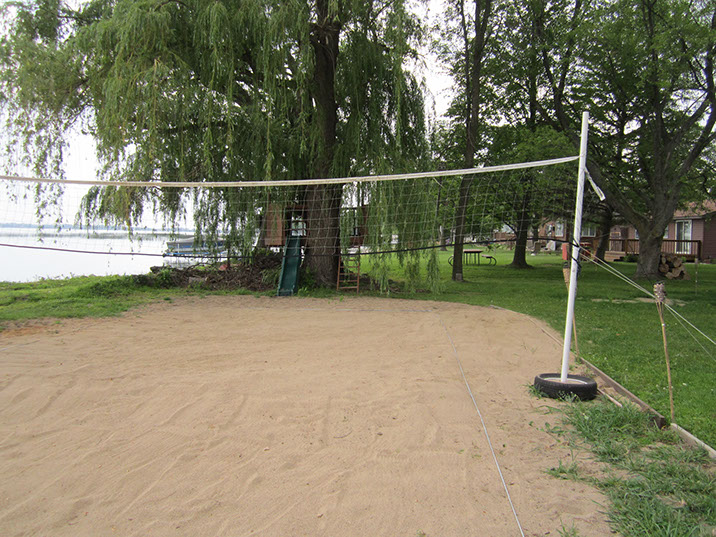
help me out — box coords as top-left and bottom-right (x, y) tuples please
(0, 274), (262, 327)
(361, 248), (716, 448)
(0, 276), (169, 324)
(547, 398), (715, 537)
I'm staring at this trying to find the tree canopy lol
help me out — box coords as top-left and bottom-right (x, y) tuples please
(533, 0), (716, 277)
(1, 0), (428, 285)
(431, 0), (715, 278)
(2, 0), (715, 284)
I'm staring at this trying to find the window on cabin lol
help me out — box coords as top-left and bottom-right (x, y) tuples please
(582, 224), (596, 237)
(290, 215), (306, 237)
(555, 221), (565, 237)
(676, 220), (692, 254)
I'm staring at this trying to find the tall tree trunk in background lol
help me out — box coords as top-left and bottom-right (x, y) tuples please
(304, 4), (341, 286)
(634, 220), (670, 279)
(595, 202), (613, 261)
(508, 185), (533, 268)
(636, 228), (667, 279)
(452, 0), (492, 281)
(511, 221), (530, 267)
(507, 3), (541, 269)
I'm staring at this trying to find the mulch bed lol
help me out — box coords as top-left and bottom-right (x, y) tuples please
(149, 252), (282, 292)
(146, 252), (403, 293)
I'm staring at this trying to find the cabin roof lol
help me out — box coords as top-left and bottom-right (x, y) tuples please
(673, 200), (716, 219)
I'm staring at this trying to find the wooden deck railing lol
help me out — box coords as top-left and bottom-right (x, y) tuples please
(608, 239), (702, 259)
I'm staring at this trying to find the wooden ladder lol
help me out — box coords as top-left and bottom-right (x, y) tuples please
(336, 254), (360, 293)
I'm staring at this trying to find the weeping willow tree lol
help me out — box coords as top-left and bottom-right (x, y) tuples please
(1, 0), (428, 286)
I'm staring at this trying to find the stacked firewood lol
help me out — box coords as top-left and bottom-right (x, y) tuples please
(659, 254), (689, 280)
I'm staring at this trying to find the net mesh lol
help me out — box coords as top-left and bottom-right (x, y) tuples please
(0, 156), (590, 284)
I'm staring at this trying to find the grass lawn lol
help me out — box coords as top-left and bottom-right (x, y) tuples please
(0, 274), (259, 327)
(1, 249), (714, 447)
(0, 276), (171, 324)
(548, 398), (715, 537)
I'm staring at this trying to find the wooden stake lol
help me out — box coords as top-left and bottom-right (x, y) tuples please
(694, 258), (699, 297)
(654, 282), (675, 423)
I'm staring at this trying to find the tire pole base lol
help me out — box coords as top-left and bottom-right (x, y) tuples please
(534, 373), (598, 401)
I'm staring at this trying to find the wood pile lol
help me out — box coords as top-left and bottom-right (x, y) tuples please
(659, 254), (690, 280)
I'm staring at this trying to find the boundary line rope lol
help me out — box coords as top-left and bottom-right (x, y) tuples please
(437, 313), (526, 537)
(0, 242), (168, 257)
(0, 156), (578, 188)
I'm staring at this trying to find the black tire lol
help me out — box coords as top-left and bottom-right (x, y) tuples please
(533, 373), (598, 401)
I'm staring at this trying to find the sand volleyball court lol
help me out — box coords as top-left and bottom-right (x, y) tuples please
(0, 295), (611, 536)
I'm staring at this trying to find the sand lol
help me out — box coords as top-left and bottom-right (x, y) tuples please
(0, 295), (613, 536)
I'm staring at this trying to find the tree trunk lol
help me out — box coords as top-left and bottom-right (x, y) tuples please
(451, 0), (492, 281)
(509, 190), (532, 268)
(595, 202), (613, 262)
(452, 177), (472, 281)
(510, 223), (530, 268)
(304, 5), (341, 287)
(304, 183), (342, 286)
(634, 231), (664, 280)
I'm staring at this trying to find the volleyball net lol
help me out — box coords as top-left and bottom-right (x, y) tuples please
(0, 155), (589, 279)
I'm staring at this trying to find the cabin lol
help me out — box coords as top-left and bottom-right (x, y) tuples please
(260, 204), (368, 248)
(489, 200), (716, 263)
(605, 201), (716, 263)
(261, 204), (307, 247)
(491, 221), (599, 253)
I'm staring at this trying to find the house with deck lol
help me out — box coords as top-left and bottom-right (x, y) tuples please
(605, 201), (716, 263)
(491, 200), (716, 263)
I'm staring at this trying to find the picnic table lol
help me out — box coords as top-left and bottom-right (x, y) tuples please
(448, 249), (497, 266)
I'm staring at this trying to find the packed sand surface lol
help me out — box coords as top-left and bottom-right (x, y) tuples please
(0, 296), (613, 536)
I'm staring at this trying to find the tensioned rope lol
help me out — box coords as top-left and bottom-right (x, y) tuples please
(437, 314), (526, 537)
(0, 242), (170, 256)
(0, 155), (578, 188)
(580, 251), (716, 356)
(0, 238), (516, 259)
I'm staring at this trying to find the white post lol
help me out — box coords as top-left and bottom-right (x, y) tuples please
(560, 112), (590, 383)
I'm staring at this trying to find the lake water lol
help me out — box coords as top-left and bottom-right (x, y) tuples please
(1, 230), (173, 282)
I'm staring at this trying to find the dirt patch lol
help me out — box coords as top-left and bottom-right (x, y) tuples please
(146, 253), (401, 294)
(0, 318), (65, 338)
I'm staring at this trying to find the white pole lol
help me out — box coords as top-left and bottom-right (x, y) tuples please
(560, 112), (590, 383)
